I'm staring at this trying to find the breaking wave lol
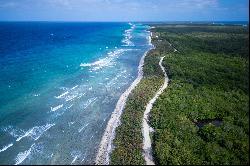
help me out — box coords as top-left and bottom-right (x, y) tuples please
(16, 123), (55, 142)
(50, 104), (63, 112)
(0, 143), (13, 153)
(122, 23), (135, 46)
(80, 49), (129, 71)
(15, 144), (35, 165)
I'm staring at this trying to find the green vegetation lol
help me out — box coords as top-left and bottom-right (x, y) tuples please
(150, 25), (249, 165)
(153, 25), (249, 58)
(110, 24), (249, 165)
(110, 39), (173, 165)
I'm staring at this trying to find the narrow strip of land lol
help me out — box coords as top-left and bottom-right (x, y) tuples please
(95, 50), (149, 165)
(142, 56), (169, 165)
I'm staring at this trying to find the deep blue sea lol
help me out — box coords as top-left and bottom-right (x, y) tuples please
(0, 22), (151, 164)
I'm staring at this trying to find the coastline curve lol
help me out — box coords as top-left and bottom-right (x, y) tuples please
(95, 30), (153, 165)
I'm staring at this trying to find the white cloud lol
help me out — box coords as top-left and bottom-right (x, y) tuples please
(48, 0), (73, 9)
(192, 0), (218, 8)
(159, 0), (219, 9)
(0, 1), (17, 8)
(0, 0), (248, 21)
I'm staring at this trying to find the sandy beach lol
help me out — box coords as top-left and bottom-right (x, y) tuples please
(95, 31), (153, 165)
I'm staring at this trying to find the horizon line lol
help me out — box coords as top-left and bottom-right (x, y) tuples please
(0, 20), (249, 23)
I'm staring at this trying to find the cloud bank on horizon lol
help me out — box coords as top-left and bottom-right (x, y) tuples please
(0, 0), (248, 21)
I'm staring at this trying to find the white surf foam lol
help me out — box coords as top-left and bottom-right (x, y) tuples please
(15, 143), (35, 165)
(77, 92), (86, 99)
(59, 87), (69, 91)
(55, 91), (69, 99)
(81, 152), (87, 162)
(2, 126), (22, 138)
(66, 104), (74, 109)
(80, 57), (112, 70)
(70, 151), (81, 164)
(89, 135), (94, 141)
(68, 121), (75, 126)
(71, 85), (78, 90)
(106, 70), (126, 88)
(122, 37), (134, 46)
(71, 156), (78, 164)
(65, 94), (78, 102)
(80, 49), (128, 71)
(78, 123), (89, 133)
(16, 129), (33, 142)
(16, 123), (55, 142)
(50, 104), (63, 112)
(122, 23), (135, 46)
(56, 85), (82, 102)
(33, 94), (40, 97)
(31, 124), (55, 141)
(148, 32), (153, 46)
(81, 156), (86, 162)
(83, 97), (97, 109)
(0, 143), (13, 153)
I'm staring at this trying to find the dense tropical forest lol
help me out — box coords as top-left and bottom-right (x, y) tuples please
(110, 30), (173, 165)
(111, 24), (249, 165)
(150, 24), (249, 165)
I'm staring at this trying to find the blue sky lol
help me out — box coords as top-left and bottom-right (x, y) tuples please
(0, 0), (248, 21)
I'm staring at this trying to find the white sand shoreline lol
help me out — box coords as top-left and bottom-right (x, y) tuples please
(95, 31), (153, 165)
(142, 56), (169, 165)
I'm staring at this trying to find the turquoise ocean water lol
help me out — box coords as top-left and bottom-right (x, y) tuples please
(0, 22), (151, 164)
